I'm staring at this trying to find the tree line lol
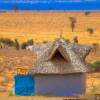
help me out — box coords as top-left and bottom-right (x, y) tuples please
(0, 38), (34, 50)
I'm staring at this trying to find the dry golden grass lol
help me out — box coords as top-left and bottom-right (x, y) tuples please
(86, 73), (100, 94)
(86, 48), (100, 63)
(0, 11), (100, 44)
(0, 95), (80, 100)
(0, 48), (36, 92)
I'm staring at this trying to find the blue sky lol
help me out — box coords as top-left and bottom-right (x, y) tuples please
(0, 0), (100, 10)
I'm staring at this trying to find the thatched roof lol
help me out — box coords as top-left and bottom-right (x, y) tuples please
(30, 38), (91, 74)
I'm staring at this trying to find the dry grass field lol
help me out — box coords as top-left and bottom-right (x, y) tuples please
(0, 11), (100, 99)
(0, 48), (35, 92)
(0, 11), (100, 44)
(0, 95), (81, 100)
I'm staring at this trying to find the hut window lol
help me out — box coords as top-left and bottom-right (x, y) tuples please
(51, 50), (67, 61)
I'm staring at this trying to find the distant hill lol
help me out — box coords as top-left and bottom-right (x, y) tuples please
(0, 11), (100, 44)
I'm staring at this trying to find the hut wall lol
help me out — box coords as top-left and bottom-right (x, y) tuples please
(35, 73), (86, 96)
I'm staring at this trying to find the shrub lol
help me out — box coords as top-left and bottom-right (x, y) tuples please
(21, 42), (28, 49)
(92, 43), (99, 49)
(90, 61), (100, 71)
(91, 86), (97, 94)
(73, 36), (78, 43)
(21, 39), (34, 49)
(0, 38), (14, 47)
(8, 90), (14, 96)
(27, 39), (34, 46)
(43, 41), (48, 44)
(14, 39), (20, 50)
(65, 39), (70, 43)
(85, 11), (91, 16)
(87, 28), (94, 35)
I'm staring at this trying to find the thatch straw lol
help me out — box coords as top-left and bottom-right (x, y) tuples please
(30, 38), (91, 74)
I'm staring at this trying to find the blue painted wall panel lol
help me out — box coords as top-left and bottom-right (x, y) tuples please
(14, 75), (35, 95)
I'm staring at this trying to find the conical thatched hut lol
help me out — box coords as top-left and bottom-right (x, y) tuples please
(29, 38), (91, 96)
(14, 38), (91, 96)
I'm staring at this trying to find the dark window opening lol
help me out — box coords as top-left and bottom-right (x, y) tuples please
(51, 50), (67, 61)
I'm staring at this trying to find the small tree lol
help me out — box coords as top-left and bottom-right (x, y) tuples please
(69, 17), (77, 32)
(21, 42), (28, 49)
(84, 11), (91, 16)
(14, 39), (20, 50)
(73, 36), (78, 43)
(27, 39), (34, 46)
(87, 28), (94, 35)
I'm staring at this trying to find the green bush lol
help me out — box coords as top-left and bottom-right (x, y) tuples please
(0, 38), (14, 46)
(21, 42), (28, 49)
(8, 90), (14, 96)
(90, 61), (100, 71)
(0, 38), (34, 50)
(27, 39), (34, 46)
